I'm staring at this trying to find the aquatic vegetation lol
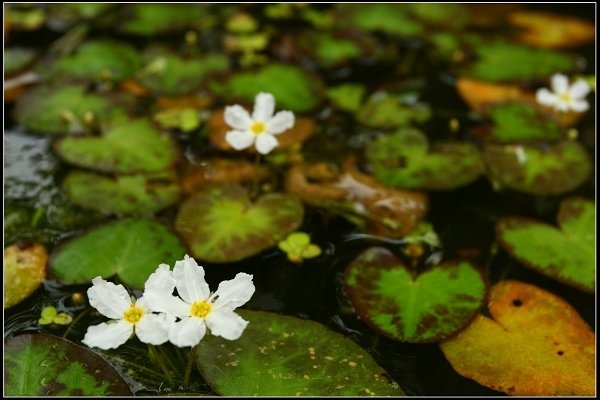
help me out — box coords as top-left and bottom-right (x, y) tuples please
(4, 243), (47, 309)
(38, 305), (73, 326)
(536, 73), (591, 112)
(278, 232), (322, 264)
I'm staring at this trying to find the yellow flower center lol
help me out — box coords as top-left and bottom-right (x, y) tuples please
(251, 121), (266, 135)
(123, 305), (144, 325)
(190, 300), (212, 318)
(558, 92), (572, 104)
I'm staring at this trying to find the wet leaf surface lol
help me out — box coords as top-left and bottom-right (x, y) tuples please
(357, 92), (431, 129)
(175, 184), (304, 263)
(4, 333), (132, 396)
(195, 309), (405, 396)
(179, 158), (270, 194)
(118, 4), (213, 36)
(4, 243), (48, 309)
(50, 219), (186, 288)
(344, 248), (487, 343)
(440, 280), (595, 396)
(336, 4), (423, 37)
(496, 197), (594, 292)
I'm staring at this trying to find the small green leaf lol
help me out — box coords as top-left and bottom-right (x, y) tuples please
(278, 232), (321, 264)
(118, 4), (213, 36)
(4, 47), (36, 77)
(39, 306), (58, 325)
(357, 92), (431, 129)
(485, 102), (564, 143)
(53, 313), (73, 325)
(50, 218), (186, 288)
(337, 4), (423, 36)
(154, 107), (200, 132)
(326, 84), (366, 112)
(298, 32), (362, 68)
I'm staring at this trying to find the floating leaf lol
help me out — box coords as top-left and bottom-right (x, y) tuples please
(367, 128), (483, 190)
(464, 41), (577, 82)
(154, 107), (200, 132)
(407, 3), (469, 30)
(46, 3), (113, 23)
(337, 4), (423, 37)
(4, 333), (132, 396)
(175, 184), (304, 263)
(209, 64), (323, 112)
(357, 92), (431, 129)
(13, 84), (128, 135)
(195, 310), (405, 396)
(496, 197), (594, 292)
(440, 280), (595, 396)
(344, 248), (487, 343)
(482, 141), (592, 196)
(278, 232), (322, 264)
(4, 243), (48, 309)
(180, 158), (270, 194)
(298, 32), (363, 68)
(118, 4), (213, 36)
(50, 219), (186, 288)
(38, 306), (72, 325)
(326, 84), (366, 113)
(4, 47), (36, 77)
(54, 116), (179, 174)
(63, 171), (180, 215)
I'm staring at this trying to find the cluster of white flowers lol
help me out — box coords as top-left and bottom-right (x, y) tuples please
(82, 255), (255, 350)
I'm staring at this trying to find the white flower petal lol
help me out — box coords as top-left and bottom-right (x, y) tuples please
(551, 73), (569, 93)
(211, 273), (255, 311)
(139, 291), (189, 318)
(144, 264), (175, 297)
(266, 110), (295, 135)
(535, 88), (558, 107)
(205, 309), (249, 340)
(169, 317), (206, 347)
(252, 92), (275, 121)
(87, 277), (132, 319)
(555, 101), (571, 112)
(570, 99), (589, 112)
(224, 105), (252, 130)
(135, 313), (175, 345)
(82, 320), (133, 350)
(255, 133), (278, 155)
(173, 255), (210, 304)
(225, 130), (255, 150)
(569, 79), (591, 98)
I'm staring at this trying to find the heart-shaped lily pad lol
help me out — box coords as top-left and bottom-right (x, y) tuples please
(440, 280), (595, 396)
(50, 218), (186, 288)
(63, 171), (180, 215)
(175, 184), (304, 263)
(482, 141), (592, 196)
(118, 4), (213, 36)
(496, 197), (594, 292)
(4, 243), (47, 309)
(209, 64), (323, 113)
(4, 333), (132, 396)
(357, 92), (432, 129)
(344, 247), (487, 343)
(195, 310), (405, 396)
(464, 41), (577, 82)
(336, 4), (423, 37)
(367, 128), (483, 190)
(45, 40), (141, 83)
(54, 116), (179, 174)
(13, 84), (129, 135)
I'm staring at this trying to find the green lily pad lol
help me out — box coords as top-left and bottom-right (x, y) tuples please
(367, 128), (483, 190)
(47, 3), (114, 23)
(209, 64), (323, 113)
(4, 243), (48, 309)
(337, 4), (423, 37)
(407, 3), (470, 29)
(344, 248), (487, 343)
(482, 141), (592, 196)
(54, 116), (179, 174)
(464, 41), (577, 82)
(13, 84), (129, 135)
(118, 4), (213, 36)
(4, 47), (36, 77)
(298, 32), (363, 68)
(50, 218), (186, 288)
(483, 102), (564, 143)
(63, 171), (180, 215)
(326, 83), (366, 112)
(496, 197), (594, 292)
(4, 333), (132, 396)
(357, 92), (432, 129)
(175, 184), (304, 263)
(137, 49), (229, 96)
(46, 40), (141, 83)
(195, 310), (405, 396)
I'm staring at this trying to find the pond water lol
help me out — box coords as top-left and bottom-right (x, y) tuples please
(4, 3), (596, 397)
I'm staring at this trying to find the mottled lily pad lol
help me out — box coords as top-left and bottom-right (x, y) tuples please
(209, 64), (323, 112)
(175, 184), (304, 263)
(46, 40), (141, 83)
(337, 4), (423, 37)
(195, 309), (405, 396)
(344, 248), (487, 343)
(13, 84), (128, 135)
(465, 41), (578, 82)
(4, 333), (132, 396)
(357, 92), (431, 129)
(496, 197), (594, 292)
(118, 4), (213, 36)
(4, 47), (36, 77)
(50, 218), (186, 288)
(54, 116), (179, 174)
(63, 171), (180, 215)
(367, 128), (483, 190)
(482, 141), (592, 196)
(440, 280), (595, 396)
(4, 243), (47, 309)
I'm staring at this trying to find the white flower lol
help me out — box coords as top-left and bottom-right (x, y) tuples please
(536, 73), (591, 112)
(82, 277), (175, 350)
(224, 92), (295, 155)
(144, 255), (255, 347)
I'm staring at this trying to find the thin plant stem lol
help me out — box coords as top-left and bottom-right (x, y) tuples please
(118, 359), (165, 380)
(251, 152), (262, 200)
(184, 344), (199, 388)
(148, 345), (175, 386)
(62, 308), (91, 339)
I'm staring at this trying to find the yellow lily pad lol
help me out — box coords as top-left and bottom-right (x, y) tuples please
(440, 280), (595, 396)
(4, 243), (47, 309)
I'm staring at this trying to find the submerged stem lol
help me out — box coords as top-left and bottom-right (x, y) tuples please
(250, 152), (262, 200)
(184, 344), (199, 388)
(148, 345), (175, 386)
(62, 308), (91, 339)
